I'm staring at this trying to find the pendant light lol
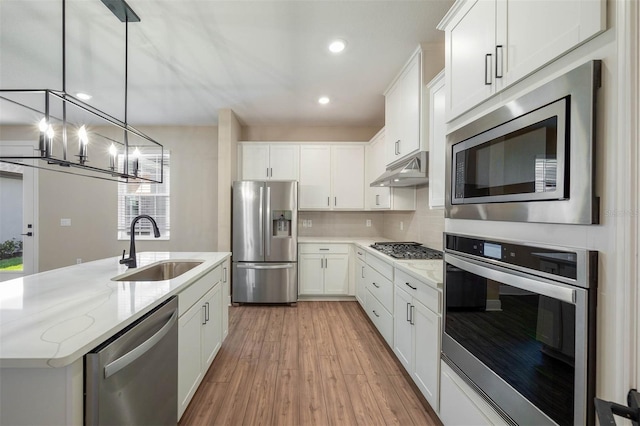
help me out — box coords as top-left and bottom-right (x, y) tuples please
(0, 0), (164, 183)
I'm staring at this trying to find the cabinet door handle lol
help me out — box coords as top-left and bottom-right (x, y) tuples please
(223, 267), (227, 283)
(395, 140), (401, 155)
(334, 197), (337, 206)
(266, 167), (270, 178)
(361, 266), (365, 278)
(372, 310), (380, 318)
(324, 258), (328, 268)
(495, 45), (503, 78)
(406, 302), (411, 322)
(372, 282), (380, 289)
(320, 258), (324, 269)
(202, 305), (207, 325)
(319, 248), (329, 251)
(485, 53), (493, 85)
(405, 282), (417, 291)
(327, 197), (330, 206)
(410, 305), (415, 325)
(270, 167), (273, 177)
(205, 302), (210, 322)
(375, 194), (379, 206)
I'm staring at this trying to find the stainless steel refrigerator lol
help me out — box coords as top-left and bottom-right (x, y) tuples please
(232, 181), (297, 304)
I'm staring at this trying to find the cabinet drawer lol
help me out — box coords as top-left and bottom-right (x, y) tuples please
(394, 268), (440, 314)
(299, 243), (349, 254)
(366, 252), (393, 281)
(179, 266), (221, 315)
(367, 266), (393, 313)
(365, 290), (393, 347)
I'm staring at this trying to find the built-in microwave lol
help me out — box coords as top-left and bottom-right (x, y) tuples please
(445, 60), (601, 224)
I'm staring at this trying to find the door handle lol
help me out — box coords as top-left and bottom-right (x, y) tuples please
(237, 263), (294, 270)
(410, 305), (415, 325)
(327, 197), (330, 207)
(104, 309), (177, 379)
(485, 53), (493, 85)
(265, 186), (271, 257)
(372, 310), (380, 318)
(405, 282), (417, 291)
(495, 45), (503, 78)
(205, 302), (210, 322)
(258, 186), (264, 257)
(223, 267), (227, 283)
(202, 305), (207, 325)
(406, 302), (411, 322)
(361, 266), (365, 278)
(376, 194), (379, 206)
(334, 197), (337, 207)
(372, 282), (380, 289)
(21, 232), (33, 237)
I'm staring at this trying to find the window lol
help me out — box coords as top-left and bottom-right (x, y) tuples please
(117, 153), (170, 240)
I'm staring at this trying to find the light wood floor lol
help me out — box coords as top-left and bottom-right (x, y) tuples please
(179, 301), (442, 426)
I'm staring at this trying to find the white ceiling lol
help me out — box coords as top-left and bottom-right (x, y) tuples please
(0, 0), (453, 127)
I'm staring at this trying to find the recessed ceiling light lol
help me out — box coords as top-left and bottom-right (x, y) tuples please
(328, 39), (346, 53)
(318, 96), (330, 105)
(76, 92), (92, 100)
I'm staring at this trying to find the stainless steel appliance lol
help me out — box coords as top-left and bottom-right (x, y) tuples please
(370, 242), (442, 260)
(232, 180), (297, 304)
(446, 60), (601, 224)
(442, 234), (597, 425)
(85, 296), (178, 426)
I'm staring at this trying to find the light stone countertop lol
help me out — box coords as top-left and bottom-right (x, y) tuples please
(0, 252), (230, 369)
(298, 237), (443, 289)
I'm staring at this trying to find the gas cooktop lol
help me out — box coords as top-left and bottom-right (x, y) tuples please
(370, 242), (443, 260)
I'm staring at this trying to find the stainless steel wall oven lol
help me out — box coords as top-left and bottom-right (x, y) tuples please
(442, 233), (597, 425)
(445, 60), (601, 224)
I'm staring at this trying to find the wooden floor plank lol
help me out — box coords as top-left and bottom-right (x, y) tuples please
(239, 307), (270, 359)
(211, 358), (259, 425)
(264, 306), (286, 342)
(366, 372), (417, 426)
(178, 382), (228, 425)
(311, 304), (337, 357)
(330, 319), (364, 376)
(272, 369), (300, 426)
(280, 308), (299, 370)
(319, 355), (358, 426)
(297, 301), (316, 341)
(241, 359), (280, 425)
(344, 374), (387, 426)
(388, 374), (443, 426)
(299, 337), (329, 426)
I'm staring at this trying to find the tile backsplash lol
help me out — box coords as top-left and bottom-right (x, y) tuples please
(298, 187), (445, 249)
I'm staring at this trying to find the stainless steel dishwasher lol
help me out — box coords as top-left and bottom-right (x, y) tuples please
(85, 296), (178, 426)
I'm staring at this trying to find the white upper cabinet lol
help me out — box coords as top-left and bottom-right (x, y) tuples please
(331, 145), (365, 209)
(428, 71), (446, 209)
(299, 145), (332, 209)
(240, 143), (299, 180)
(299, 144), (365, 210)
(366, 129), (416, 211)
(439, 0), (606, 120)
(385, 49), (423, 165)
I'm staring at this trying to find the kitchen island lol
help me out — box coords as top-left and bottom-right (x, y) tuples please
(0, 251), (230, 425)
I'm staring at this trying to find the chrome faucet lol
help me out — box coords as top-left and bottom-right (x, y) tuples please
(120, 215), (161, 268)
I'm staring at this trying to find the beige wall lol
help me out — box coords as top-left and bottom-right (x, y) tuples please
(19, 125), (219, 271)
(217, 109), (241, 251)
(298, 211), (384, 238)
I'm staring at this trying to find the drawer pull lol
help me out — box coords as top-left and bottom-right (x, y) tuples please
(361, 266), (365, 278)
(372, 282), (380, 289)
(372, 310), (380, 318)
(406, 302), (411, 322)
(319, 248), (330, 251)
(410, 305), (415, 325)
(405, 282), (417, 291)
(357, 251), (363, 255)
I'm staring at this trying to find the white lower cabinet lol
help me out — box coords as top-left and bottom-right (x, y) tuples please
(299, 244), (349, 295)
(393, 268), (441, 412)
(440, 361), (509, 426)
(178, 266), (223, 420)
(354, 250), (366, 305)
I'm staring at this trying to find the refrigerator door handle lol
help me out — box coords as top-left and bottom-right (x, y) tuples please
(236, 263), (295, 270)
(265, 186), (271, 257)
(258, 186), (264, 257)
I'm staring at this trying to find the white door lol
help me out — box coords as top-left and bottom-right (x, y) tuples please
(399, 54), (421, 157)
(299, 145), (331, 209)
(241, 144), (270, 180)
(269, 144), (299, 180)
(412, 300), (440, 410)
(331, 145), (364, 209)
(0, 144), (37, 282)
(201, 284), (222, 369)
(324, 254), (349, 295)
(298, 253), (325, 294)
(393, 286), (414, 372)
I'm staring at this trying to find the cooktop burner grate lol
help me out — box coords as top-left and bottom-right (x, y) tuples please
(370, 242), (443, 260)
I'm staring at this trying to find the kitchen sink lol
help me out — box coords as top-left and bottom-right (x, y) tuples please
(112, 260), (203, 282)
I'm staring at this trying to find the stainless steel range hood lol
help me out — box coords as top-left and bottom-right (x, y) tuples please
(370, 151), (429, 187)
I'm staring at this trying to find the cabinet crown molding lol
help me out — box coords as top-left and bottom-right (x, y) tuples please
(436, 0), (468, 30)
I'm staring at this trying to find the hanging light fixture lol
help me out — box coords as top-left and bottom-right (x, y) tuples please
(0, 0), (163, 183)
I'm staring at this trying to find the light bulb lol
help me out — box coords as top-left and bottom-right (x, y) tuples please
(328, 39), (346, 53)
(318, 96), (330, 105)
(38, 118), (48, 132)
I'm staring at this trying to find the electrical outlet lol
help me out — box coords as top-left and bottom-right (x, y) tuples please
(303, 220), (308, 228)
(76, 258), (82, 264)
(308, 220), (312, 228)
(366, 219), (372, 227)
(60, 218), (71, 227)
(400, 221), (404, 231)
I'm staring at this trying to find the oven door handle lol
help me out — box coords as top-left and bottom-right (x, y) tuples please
(445, 254), (576, 304)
